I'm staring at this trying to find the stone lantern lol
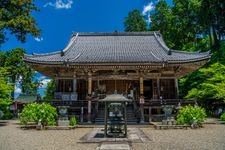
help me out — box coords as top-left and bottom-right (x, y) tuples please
(98, 94), (132, 138)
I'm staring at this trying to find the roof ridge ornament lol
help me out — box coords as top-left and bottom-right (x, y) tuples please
(61, 33), (79, 55)
(153, 32), (172, 55)
(60, 50), (64, 56)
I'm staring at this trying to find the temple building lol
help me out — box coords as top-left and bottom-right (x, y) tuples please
(24, 31), (210, 123)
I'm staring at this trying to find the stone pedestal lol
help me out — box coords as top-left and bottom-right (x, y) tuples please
(58, 106), (69, 126)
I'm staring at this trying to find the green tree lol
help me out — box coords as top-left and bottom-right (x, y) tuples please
(151, 0), (205, 50)
(0, 0), (40, 45)
(199, 0), (225, 49)
(3, 48), (38, 99)
(124, 9), (147, 32)
(183, 63), (225, 110)
(43, 80), (56, 101)
(150, 0), (174, 48)
(150, 0), (225, 50)
(0, 67), (13, 119)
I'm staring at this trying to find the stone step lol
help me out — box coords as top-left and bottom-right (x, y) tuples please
(96, 143), (131, 150)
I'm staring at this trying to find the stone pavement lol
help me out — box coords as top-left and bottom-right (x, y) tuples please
(96, 142), (131, 150)
(79, 128), (151, 143)
(80, 128), (151, 150)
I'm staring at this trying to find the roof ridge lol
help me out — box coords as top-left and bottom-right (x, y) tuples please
(73, 31), (160, 36)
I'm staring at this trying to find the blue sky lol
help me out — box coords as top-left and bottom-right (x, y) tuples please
(1, 0), (172, 54)
(1, 0), (172, 98)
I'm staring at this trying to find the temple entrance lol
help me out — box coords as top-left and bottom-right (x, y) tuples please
(92, 80), (140, 100)
(54, 78), (179, 123)
(143, 80), (153, 99)
(93, 80), (140, 124)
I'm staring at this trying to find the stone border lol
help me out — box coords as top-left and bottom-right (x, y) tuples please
(20, 125), (77, 130)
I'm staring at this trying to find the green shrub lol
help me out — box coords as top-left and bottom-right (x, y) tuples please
(69, 116), (77, 126)
(177, 105), (206, 125)
(220, 113), (225, 121)
(19, 103), (58, 126)
(0, 98), (13, 119)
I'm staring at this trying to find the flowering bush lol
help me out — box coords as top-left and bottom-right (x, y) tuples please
(19, 103), (58, 126)
(177, 105), (206, 125)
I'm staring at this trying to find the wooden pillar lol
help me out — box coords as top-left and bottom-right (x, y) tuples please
(157, 78), (160, 99)
(157, 78), (161, 114)
(175, 78), (179, 99)
(87, 72), (92, 123)
(124, 102), (127, 137)
(149, 107), (152, 122)
(55, 79), (59, 92)
(63, 79), (66, 92)
(140, 76), (144, 95)
(104, 102), (108, 137)
(139, 76), (144, 123)
(88, 74), (92, 95)
(73, 77), (77, 100)
(73, 80), (77, 93)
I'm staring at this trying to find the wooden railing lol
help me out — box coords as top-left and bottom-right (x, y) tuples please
(143, 99), (195, 106)
(46, 98), (194, 107)
(54, 92), (78, 101)
(49, 100), (88, 107)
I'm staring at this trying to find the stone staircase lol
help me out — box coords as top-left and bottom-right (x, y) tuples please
(95, 103), (138, 124)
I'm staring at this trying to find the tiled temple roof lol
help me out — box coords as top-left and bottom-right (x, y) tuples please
(24, 32), (210, 65)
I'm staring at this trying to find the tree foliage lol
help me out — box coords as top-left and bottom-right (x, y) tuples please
(0, 0), (40, 45)
(0, 67), (13, 119)
(220, 113), (225, 121)
(185, 63), (225, 105)
(2, 48), (38, 98)
(179, 41), (225, 108)
(0, 0), (40, 119)
(43, 80), (56, 101)
(150, 0), (225, 50)
(146, 0), (225, 111)
(124, 9), (147, 32)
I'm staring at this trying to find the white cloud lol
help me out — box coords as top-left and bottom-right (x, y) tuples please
(14, 87), (22, 100)
(15, 87), (22, 94)
(147, 14), (152, 24)
(39, 76), (47, 81)
(142, 2), (155, 15)
(44, 0), (73, 9)
(40, 79), (51, 88)
(34, 37), (43, 42)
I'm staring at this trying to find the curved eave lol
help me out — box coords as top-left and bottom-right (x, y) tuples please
(167, 55), (211, 64)
(24, 56), (210, 66)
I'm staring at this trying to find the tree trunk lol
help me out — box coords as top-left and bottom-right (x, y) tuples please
(11, 77), (16, 101)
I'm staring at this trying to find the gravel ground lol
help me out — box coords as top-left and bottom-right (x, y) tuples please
(133, 125), (225, 150)
(0, 120), (98, 150)
(0, 120), (225, 150)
